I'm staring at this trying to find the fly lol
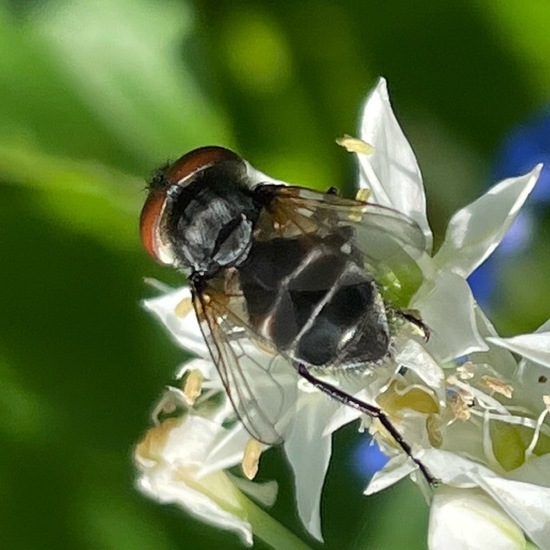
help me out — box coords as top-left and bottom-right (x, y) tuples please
(140, 146), (436, 484)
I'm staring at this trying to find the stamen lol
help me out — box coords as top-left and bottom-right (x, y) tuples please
(174, 297), (193, 317)
(447, 376), (475, 411)
(150, 387), (187, 424)
(183, 369), (203, 406)
(336, 134), (374, 155)
(524, 395), (550, 461)
(450, 393), (472, 421)
(355, 188), (372, 203)
(480, 375), (513, 399)
(446, 374), (458, 385)
(242, 439), (264, 480)
(456, 362), (475, 380)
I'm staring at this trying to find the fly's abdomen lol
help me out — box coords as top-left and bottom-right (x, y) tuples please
(239, 232), (390, 369)
(295, 267), (390, 367)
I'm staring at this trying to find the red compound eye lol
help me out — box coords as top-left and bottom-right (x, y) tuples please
(140, 188), (167, 261)
(164, 146), (240, 186)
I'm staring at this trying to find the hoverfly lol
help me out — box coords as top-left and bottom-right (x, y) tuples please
(140, 146), (436, 484)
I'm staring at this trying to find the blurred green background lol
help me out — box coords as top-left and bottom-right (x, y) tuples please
(2, 0), (550, 548)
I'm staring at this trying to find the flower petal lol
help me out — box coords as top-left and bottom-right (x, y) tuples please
(422, 450), (550, 549)
(143, 286), (208, 358)
(411, 270), (488, 362)
(284, 393), (338, 541)
(395, 338), (445, 403)
(428, 487), (525, 550)
(508, 318), (550, 411)
(322, 394), (362, 436)
(135, 415), (253, 546)
(357, 77), (432, 250)
(476, 476), (550, 550)
(487, 332), (550, 369)
(471, 308), (518, 380)
(421, 449), (492, 486)
(137, 473), (253, 546)
(159, 414), (225, 465)
(197, 423), (250, 478)
(364, 454), (416, 495)
(434, 165), (542, 277)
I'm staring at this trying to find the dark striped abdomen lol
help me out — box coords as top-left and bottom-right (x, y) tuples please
(239, 232), (390, 368)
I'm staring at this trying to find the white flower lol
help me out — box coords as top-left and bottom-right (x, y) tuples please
(142, 285), (364, 540)
(139, 78), (549, 549)
(134, 394), (276, 547)
(356, 79), (549, 550)
(135, 414), (252, 545)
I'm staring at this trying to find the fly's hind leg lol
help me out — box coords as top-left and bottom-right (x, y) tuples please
(296, 363), (439, 486)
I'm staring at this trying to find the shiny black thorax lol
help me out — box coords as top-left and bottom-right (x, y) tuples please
(168, 163), (390, 370)
(166, 162), (266, 276)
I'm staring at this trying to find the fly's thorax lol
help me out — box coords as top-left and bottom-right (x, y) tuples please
(162, 162), (267, 276)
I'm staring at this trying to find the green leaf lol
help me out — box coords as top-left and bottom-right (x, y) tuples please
(30, 0), (234, 167)
(0, 141), (141, 249)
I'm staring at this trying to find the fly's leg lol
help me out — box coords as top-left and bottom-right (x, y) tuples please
(296, 363), (439, 486)
(395, 309), (431, 341)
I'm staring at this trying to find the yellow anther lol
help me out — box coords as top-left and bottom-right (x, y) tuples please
(183, 369), (203, 406)
(480, 375), (513, 399)
(336, 134), (374, 155)
(450, 393), (471, 421)
(174, 297), (193, 318)
(355, 188), (372, 203)
(456, 362), (475, 380)
(242, 439), (264, 480)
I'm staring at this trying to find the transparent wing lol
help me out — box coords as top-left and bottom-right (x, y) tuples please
(192, 285), (298, 445)
(262, 185), (429, 305)
(269, 185), (426, 252)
